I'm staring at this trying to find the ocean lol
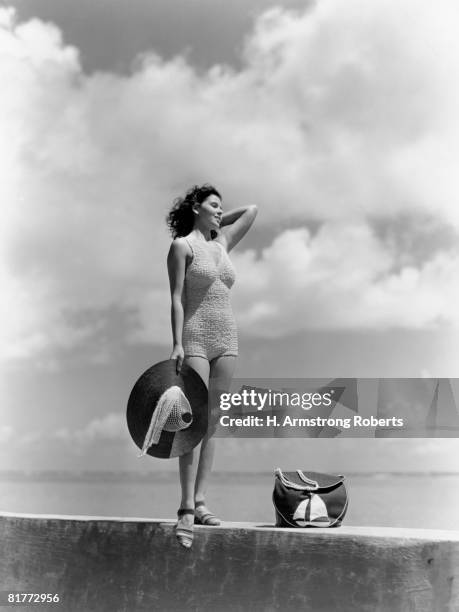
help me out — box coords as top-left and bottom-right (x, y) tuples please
(1, 472), (459, 530)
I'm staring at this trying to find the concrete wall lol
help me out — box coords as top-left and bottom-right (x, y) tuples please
(1, 512), (459, 612)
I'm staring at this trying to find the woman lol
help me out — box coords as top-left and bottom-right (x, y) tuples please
(166, 184), (257, 548)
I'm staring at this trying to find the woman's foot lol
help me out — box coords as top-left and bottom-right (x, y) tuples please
(194, 501), (221, 526)
(176, 509), (195, 548)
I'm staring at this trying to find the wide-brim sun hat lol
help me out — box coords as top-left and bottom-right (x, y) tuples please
(126, 359), (208, 458)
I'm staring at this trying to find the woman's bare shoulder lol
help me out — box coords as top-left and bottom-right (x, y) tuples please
(168, 236), (192, 259)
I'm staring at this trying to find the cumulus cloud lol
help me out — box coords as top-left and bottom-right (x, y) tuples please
(232, 225), (459, 334)
(1, 1), (459, 362)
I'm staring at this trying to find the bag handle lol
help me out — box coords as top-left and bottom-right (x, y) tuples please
(275, 468), (319, 491)
(275, 468), (344, 491)
(296, 470), (319, 490)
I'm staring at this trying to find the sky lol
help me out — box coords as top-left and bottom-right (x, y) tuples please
(1, 0), (459, 473)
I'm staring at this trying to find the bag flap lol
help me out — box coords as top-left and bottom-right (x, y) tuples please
(275, 468), (345, 491)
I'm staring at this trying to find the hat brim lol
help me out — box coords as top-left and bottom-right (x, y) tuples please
(126, 359), (208, 458)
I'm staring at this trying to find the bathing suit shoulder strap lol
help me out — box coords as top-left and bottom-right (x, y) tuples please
(182, 236), (196, 269)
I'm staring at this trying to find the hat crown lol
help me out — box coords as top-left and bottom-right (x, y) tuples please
(139, 385), (193, 456)
(162, 386), (193, 432)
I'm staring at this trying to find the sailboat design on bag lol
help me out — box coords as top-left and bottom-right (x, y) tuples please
(293, 494), (331, 526)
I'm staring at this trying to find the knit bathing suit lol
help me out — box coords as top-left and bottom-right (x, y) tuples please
(182, 235), (238, 361)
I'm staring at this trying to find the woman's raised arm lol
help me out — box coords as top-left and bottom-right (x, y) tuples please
(219, 204), (258, 251)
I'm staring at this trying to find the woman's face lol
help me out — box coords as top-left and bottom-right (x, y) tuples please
(195, 194), (222, 230)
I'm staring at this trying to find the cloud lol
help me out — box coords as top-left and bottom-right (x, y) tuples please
(1, 1), (459, 362)
(5, 413), (126, 450)
(55, 413), (126, 444)
(232, 225), (459, 334)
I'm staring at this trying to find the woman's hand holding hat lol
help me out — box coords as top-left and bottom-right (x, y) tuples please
(170, 344), (184, 374)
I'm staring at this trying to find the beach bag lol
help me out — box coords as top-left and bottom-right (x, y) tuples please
(273, 468), (348, 528)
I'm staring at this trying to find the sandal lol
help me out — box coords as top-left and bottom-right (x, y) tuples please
(194, 501), (221, 526)
(176, 508), (195, 548)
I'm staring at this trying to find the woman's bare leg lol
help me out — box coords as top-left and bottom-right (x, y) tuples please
(194, 355), (237, 509)
(178, 357), (210, 520)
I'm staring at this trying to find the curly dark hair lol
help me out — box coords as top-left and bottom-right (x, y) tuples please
(166, 184), (222, 238)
